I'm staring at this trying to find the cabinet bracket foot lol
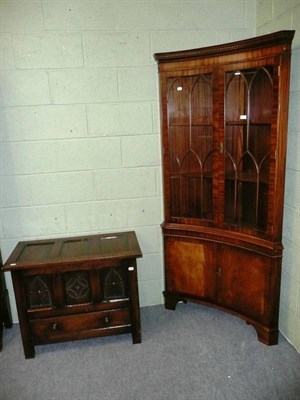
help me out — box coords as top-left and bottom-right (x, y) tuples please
(163, 291), (187, 310)
(249, 322), (279, 346)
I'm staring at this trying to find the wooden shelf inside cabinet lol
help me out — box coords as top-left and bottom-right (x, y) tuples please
(225, 121), (272, 126)
(225, 172), (269, 184)
(168, 124), (213, 127)
(171, 173), (213, 179)
(3, 232), (142, 358)
(155, 30), (294, 346)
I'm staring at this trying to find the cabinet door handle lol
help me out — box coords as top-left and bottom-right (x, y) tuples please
(52, 322), (58, 331)
(219, 142), (224, 154)
(104, 316), (109, 324)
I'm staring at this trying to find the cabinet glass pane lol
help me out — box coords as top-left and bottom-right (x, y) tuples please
(224, 67), (273, 230)
(167, 74), (213, 220)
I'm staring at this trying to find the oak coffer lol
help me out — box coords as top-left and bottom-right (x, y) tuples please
(3, 231), (142, 358)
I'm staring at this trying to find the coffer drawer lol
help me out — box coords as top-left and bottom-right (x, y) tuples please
(30, 308), (131, 342)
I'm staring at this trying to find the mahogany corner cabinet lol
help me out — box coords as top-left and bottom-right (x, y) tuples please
(154, 30), (295, 345)
(4, 232), (142, 358)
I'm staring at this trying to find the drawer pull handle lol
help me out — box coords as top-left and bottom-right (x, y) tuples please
(104, 316), (109, 324)
(52, 323), (58, 331)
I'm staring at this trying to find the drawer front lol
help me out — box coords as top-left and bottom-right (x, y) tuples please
(30, 308), (130, 341)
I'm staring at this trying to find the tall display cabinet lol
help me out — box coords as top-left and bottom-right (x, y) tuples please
(154, 31), (294, 345)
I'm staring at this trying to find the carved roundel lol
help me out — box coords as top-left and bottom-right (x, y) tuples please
(66, 274), (90, 300)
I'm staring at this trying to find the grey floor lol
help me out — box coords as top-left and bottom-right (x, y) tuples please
(1, 303), (299, 400)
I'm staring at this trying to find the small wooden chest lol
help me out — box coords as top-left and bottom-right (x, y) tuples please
(3, 231), (142, 358)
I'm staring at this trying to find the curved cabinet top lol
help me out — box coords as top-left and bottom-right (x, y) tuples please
(154, 30), (295, 64)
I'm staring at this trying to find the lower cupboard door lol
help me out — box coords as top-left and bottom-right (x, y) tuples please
(165, 237), (218, 302)
(218, 246), (271, 323)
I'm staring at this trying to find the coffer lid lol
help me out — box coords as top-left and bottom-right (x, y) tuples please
(3, 231), (142, 271)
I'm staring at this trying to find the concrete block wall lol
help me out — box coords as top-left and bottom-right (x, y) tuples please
(0, 0), (255, 321)
(256, 0), (300, 352)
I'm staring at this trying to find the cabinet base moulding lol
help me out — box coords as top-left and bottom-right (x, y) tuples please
(163, 291), (279, 346)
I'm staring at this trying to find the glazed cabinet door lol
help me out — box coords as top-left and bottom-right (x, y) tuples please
(162, 69), (218, 225)
(222, 61), (279, 237)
